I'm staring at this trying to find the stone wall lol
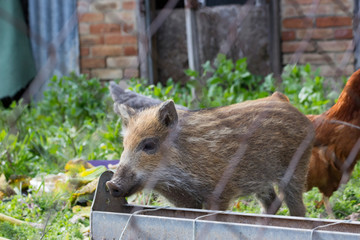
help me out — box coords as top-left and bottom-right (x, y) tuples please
(281, 0), (354, 78)
(155, 10), (188, 84)
(197, 4), (271, 77)
(155, 4), (271, 84)
(77, 0), (139, 81)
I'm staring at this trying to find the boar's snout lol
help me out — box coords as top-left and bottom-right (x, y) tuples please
(106, 180), (123, 198)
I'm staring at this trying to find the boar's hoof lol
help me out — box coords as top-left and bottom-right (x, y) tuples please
(106, 181), (123, 198)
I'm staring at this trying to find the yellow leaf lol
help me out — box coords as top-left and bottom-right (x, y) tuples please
(9, 175), (31, 190)
(0, 174), (15, 198)
(65, 159), (94, 175)
(79, 166), (106, 178)
(0, 174), (7, 190)
(72, 206), (91, 218)
(72, 178), (99, 198)
(81, 226), (90, 234)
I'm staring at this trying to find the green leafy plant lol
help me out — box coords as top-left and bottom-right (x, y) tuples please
(331, 164), (360, 219)
(0, 128), (37, 179)
(0, 193), (87, 239)
(129, 54), (338, 115)
(36, 73), (108, 128)
(0, 73), (121, 179)
(279, 64), (337, 114)
(188, 55), (270, 107)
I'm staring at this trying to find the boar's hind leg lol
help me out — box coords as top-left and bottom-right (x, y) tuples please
(281, 178), (306, 217)
(255, 184), (281, 215)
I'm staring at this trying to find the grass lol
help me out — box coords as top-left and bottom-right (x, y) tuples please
(0, 193), (88, 239)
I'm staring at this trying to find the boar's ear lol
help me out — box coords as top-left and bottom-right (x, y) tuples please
(114, 102), (136, 127)
(158, 100), (178, 127)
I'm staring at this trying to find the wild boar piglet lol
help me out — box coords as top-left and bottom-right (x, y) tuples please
(107, 92), (314, 216)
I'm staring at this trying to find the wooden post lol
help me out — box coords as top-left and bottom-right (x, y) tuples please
(184, 0), (201, 73)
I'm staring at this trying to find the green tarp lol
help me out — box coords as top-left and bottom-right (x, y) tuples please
(0, 0), (36, 99)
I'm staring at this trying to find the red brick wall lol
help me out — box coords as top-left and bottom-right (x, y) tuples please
(281, 0), (354, 78)
(77, 0), (139, 81)
(77, 1), (355, 81)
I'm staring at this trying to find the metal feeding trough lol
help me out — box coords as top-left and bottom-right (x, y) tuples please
(91, 171), (360, 240)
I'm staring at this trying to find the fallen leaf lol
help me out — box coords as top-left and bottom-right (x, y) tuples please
(65, 159), (94, 176)
(72, 205), (91, 218)
(9, 175), (31, 190)
(0, 174), (15, 199)
(29, 173), (67, 193)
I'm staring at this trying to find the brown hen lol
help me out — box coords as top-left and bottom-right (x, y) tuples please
(306, 69), (360, 214)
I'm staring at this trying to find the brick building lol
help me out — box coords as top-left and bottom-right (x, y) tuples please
(281, 0), (355, 78)
(77, 0), (356, 82)
(77, 0), (139, 81)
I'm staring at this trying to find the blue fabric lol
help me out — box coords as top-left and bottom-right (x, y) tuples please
(28, 0), (79, 100)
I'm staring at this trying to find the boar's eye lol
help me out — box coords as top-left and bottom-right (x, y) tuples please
(137, 137), (159, 154)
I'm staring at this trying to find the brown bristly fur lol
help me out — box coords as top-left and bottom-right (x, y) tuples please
(107, 91), (314, 216)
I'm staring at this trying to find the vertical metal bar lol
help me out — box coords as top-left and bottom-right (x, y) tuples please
(184, 0), (201, 73)
(269, 0), (281, 78)
(145, 0), (154, 85)
(137, 0), (149, 81)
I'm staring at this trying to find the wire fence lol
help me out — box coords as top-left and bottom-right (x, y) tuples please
(1, 0), (360, 239)
(107, 1), (360, 238)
